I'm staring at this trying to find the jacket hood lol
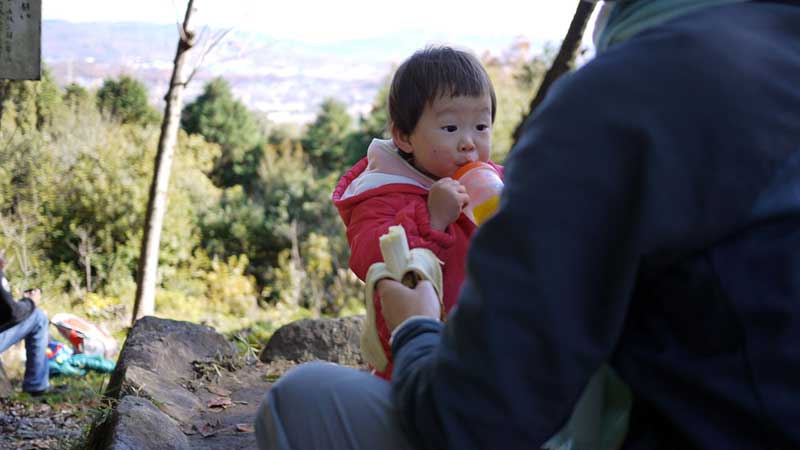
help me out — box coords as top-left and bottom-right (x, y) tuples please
(332, 139), (435, 227)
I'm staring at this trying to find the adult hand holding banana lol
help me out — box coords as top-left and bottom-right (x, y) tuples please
(361, 225), (444, 371)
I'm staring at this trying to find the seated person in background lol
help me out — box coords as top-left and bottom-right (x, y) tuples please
(0, 253), (49, 395)
(332, 45), (503, 378)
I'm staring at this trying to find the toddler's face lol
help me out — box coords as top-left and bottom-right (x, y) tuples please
(396, 93), (492, 179)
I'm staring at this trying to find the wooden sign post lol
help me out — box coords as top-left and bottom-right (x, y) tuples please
(0, 0), (41, 80)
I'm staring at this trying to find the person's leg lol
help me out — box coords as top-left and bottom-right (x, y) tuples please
(20, 309), (49, 393)
(254, 361), (417, 450)
(0, 323), (27, 354)
(0, 309), (50, 393)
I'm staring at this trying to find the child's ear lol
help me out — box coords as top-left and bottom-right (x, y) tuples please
(391, 124), (414, 155)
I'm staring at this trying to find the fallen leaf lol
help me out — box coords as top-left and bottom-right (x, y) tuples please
(207, 396), (233, 409)
(236, 423), (255, 433)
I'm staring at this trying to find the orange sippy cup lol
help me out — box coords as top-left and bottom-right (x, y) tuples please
(453, 161), (503, 225)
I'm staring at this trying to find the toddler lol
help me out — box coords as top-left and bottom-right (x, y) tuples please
(332, 46), (503, 378)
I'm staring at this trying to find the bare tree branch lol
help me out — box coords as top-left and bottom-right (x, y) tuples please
(185, 27), (232, 86)
(510, 1), (597, 147)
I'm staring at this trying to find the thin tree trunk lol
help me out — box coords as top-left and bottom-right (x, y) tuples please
(511, 1), (596, 146)
(132, 0), (196, 324)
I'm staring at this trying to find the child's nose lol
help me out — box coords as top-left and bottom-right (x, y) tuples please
(459, 135), (476, 152)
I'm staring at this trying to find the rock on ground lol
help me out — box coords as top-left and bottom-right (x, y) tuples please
(260, 315), (365, 367)
(85, 315), (367, 450)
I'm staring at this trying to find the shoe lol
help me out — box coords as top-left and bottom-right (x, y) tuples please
(26, 384), (68, 397)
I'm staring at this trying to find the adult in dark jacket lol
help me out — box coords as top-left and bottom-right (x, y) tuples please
(254, 1), (800, 449)
(0, 254), (49, 394)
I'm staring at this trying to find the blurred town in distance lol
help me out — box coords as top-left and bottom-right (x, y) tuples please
(43, 20), (549, 124)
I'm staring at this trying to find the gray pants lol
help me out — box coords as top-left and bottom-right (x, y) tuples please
(255, 361), (417, 450)
(255, 362), (631, 450)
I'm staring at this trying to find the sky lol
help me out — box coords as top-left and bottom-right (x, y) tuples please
(42, 0), (597, 45)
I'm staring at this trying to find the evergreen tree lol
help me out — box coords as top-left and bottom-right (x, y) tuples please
(63, 83), (92, 111)
(0, 68), (63, 133)
(96, 75), (159, 125)
(300, 97), (352, 175)
(343, 77), (390, 166)
(181, 77), (262, 187)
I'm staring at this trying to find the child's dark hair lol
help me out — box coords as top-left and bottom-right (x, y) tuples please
(389, 46), (496, 137)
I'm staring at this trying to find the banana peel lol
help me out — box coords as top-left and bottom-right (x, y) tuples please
(362, 225), (444, 372)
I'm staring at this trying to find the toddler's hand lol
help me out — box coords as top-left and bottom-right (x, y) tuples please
(428, 178), (469, 231)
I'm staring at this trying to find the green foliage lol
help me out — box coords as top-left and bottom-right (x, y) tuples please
(204, 254), (259, 315)
(0, 67), (64, 134)
(81, 292), (128, 321)
(0, 38), (548, 337)
(263, 228), (363, 316)
(343, 76), (391, 166)
(300, 97), (353, 175)
(1, 97), (221, 304)
(181, 77), (262, 186)
(96, 75), (159, 125)
(200, 138), (343, 291)
(484, 47), (551, 163)
(35, 69), (65, 130)
(0, 129), (53, 288)
(63, 83), (92, 111)
(199, 184), (270, 277)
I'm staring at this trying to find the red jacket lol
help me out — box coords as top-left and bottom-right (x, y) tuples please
(332, 138), (502, 378)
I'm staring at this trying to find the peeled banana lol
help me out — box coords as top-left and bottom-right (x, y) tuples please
(362, 225), (444, 372)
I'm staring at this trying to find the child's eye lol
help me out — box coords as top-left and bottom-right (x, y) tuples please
(476, 124), (489, 131)
(441, 125), (457, 132)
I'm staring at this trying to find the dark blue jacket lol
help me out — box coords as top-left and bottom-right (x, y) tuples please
(0, 270), (34, 333)
(391, 2), (800, 449)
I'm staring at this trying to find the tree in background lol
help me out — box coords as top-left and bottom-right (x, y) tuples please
(343, 76), (391, 166)
(181, 77), (262, 187)
(0, 133), (49, 287)
(300, 97), (353, 176)
(63, 83), (92, 111)
(96, 75), (159, 126)
(483, 43), (552, 162)
(133, 0), (201, 322)
(0, 68), (63, 134)
(201, 136), (336, 281)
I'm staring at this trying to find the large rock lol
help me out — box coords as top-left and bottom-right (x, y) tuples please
(104, 316), (236, 423)
(107, 316), (237, 395)
(259, 315), (365, 367)
(87, 316), (272, 450)
(85, 315), (369, 450)
(88, 395), (190, 450)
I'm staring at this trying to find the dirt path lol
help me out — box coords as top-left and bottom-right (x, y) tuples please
(0, 396), (87, 450)
(177, 361), (273, 450)
(1, 362), (278, 450)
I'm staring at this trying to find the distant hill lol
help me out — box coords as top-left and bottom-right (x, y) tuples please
(42, 20), (545, 124)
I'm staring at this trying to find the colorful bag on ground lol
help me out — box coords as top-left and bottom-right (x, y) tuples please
(46, 340), (116, 376)
(50, 313), (118, 359)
